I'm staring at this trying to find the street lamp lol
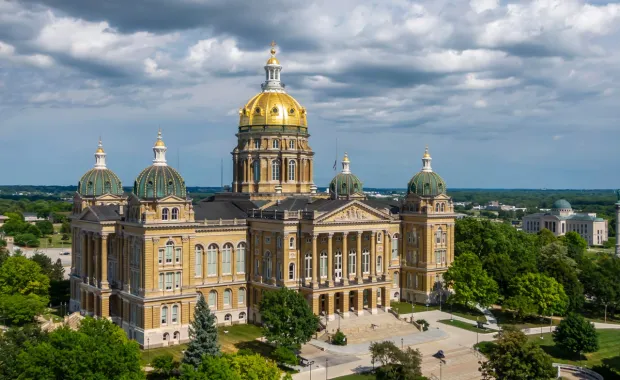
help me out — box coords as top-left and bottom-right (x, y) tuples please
(308, 360), (315, 380)
(401, 338), (404, 349)
(325, 358), (328, 380)
(147, 338), (150, 364)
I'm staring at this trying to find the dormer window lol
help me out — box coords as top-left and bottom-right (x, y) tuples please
(162, 208), (169, 221)
(255, 107), (261, 114)
(272, 139), (279, 149)
(171, 208), (179, 220)
(271, 107), (279, 114)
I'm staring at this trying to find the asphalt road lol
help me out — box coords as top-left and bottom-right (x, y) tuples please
(19, 247), (72, 279)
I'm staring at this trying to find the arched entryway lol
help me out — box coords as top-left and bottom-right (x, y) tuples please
(363, 289), (370, 309)
(319, 294), (327, 315)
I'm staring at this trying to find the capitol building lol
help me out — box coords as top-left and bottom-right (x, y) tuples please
(68, 44), (456, 348)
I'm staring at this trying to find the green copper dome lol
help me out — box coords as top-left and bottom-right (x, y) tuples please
(133, 165), (186, 199)
(78, 139), (123, 197)
(407, 171), (446, 196)
(552, 199), (572, 209)
(133, 130), (187, 199)
(78, 168), (123, 197)
(407, 146), (447, 197)
(329, 153), (364, 199)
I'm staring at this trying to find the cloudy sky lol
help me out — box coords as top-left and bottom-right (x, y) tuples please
(1, 0), (619, 189)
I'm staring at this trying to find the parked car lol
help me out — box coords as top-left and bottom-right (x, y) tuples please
(62, 252), (70, 255)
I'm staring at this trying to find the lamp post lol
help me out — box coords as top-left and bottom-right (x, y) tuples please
(401, 338), (404, 350)
(309, 360), (315, 380)
(325, 358), (328, 380)
(147, 338), (150, 364)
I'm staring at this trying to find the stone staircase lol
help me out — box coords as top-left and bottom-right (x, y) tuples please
(328, 309), (420, 344)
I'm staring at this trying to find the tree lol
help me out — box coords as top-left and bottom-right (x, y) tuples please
(0, 256), (50, 298)
(444, 252), (498, 308)
(183, 293), (219, 368)
(51, 259), (65, 282)
(259, 287), (318, 350)
(560, 231), (588, 260)
(480, 329), (555, 380)
(0, 212), (27, 236)
(14, 233), (40, 247)
(482, 252), (517, 299)
(35, 220), (54, 236)
(228, 353), (282, 380)
(537, 229), (557, 247)
(180, 354), (282, 380)
(14, 317), (144, 379)
(369, 341), (424, 380)
(0, 293), (47, 325)
(505, 273), (568, 317)
(30, 252), (54, 277)
(553, 313), (599, 357)
(581, 255), (620, 317)
(539, 244), (583, 312)
(0, 324), (47, 380)
(60, 221), (71, 235)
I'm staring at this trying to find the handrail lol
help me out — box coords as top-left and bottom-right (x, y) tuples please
(552, 363), (603, 380)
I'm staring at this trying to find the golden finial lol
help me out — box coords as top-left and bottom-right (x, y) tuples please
(96, 136), (105, 153)
(423, 145), (430, 158)
(155, 128), (165, 147)
(270, 40), (277, 56)
(343, 152), (350, 163)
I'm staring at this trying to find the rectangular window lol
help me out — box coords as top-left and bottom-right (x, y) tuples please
(289, 237), (295, 249)
(175, 248), (181, 263)
(175, 272), (181, 288)
(158, 249), (164, 264)
(265, 236), (271, 244)
(222, 250), (231, 274)
(165, 273), (173, 290)
(254, 139), (260, 149)
(207, 249), (217, 276)
(158, 273), (164, 290)
(255, 259), (259, 275)
(436, 251), (441, 264)
(392, 237), (398, 259)
(165, 245), (173, 263)
(348, 253), (356, 275)
(407, 232), (413, 244)
(172, 306), (178, 323)
(236, 246), (245, 274)
(195, 250), (202, 277)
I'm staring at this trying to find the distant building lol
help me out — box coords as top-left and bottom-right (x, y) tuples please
(522, 199), (608, 246)
(0, 215), (8, 227)
(22, 212), (47, 224)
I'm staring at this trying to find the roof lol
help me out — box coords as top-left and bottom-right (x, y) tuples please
(552, 199), (572, 209)
(89, 205), (122, 221)
(263, 196), (400, 216)
(407, 171), (446, 197)
(78, 168), (123, 197)
(523, 212), (604, 222)
(194, 193), (256, 220)
(133, 165), (186, 199)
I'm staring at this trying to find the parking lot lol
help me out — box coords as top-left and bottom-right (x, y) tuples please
(18, 247), (72, 279)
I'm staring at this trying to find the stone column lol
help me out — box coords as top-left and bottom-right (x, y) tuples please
(369, 288), (378, 314)
(94, 234), (100, 286)
(356, 232), (362, 284)
(370, 231), (377, 282)
(385, 230), (391, 264)
(81, 232), (87, 280)
(271, 233), (278, 284)
(327, 293), (335, 322)
(312, 234), (319, 288)
(101, 234), (109, 289)
(217, 245), (222, 283)
(258, 231), (263, 282)
(87, 232), (93, 285)
(327, 233), (333, 286)
(248, 231), (254, 278)
(342, 291), (350, 318)
(356, 289), (364, 316)
(342, 232), (349, 285)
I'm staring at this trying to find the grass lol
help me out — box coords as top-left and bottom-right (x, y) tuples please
(391, 302), (440, 315)
(334, 373), (374, 379)
(580, 302), (620, 325)
(491, 309), (560, 330)
(446, 304), (486, 322)
(438, 319), (497, 334)
(476, 329), (620, 378)
(38, 225), (72, 249)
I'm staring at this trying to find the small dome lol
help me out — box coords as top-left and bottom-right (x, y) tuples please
(78, 169), (123, 197)
(266, 56), (280, 65)
(408, 171), (446, 196)
(133, 165), (186, 199)
(330, 173), (363, 198)
(552, 199), (572, 209)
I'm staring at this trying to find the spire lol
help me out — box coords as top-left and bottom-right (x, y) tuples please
(421, 146), (433, 172)
(153, 129), (167, 166)
(342, 152), (351, 174)
(94, 137), (107, 169)
(262, 41), (284, 93)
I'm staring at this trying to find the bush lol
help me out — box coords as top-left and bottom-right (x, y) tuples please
(416, 319), (429, 331)
(14, 233), (39, 247)
(273, 346), (298, 365)
(332, 329), (347, 346)
(151, 353), (178, 376)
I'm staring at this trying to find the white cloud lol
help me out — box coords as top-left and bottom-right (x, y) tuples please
(0, 40), (54, 68)
(470, 0), (499, 14)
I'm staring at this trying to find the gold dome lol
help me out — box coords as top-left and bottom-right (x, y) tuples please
(423, 146), (431, 158)
(266, 56), (280, 65)
(155, 129), (166, 147)
(342, 152), (350, 163)
(239, 92), (307, 128)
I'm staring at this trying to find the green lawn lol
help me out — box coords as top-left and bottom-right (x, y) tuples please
(476, 329), (620, 377)
(141, 324), (263, 365)
(39, 232), (71, 249)
(334, 373), (374, 379)
(446, 304), (485, 322)
(491, 309), (560, 330)
(580, 302), (620, 325)
(438, 319), (497, 334)
(391, 302), (440, 315)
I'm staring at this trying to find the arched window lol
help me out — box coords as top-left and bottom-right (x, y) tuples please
(104, 181), (111, 193)
(320, 251), (328, 278)
(264, 252), (272, 279)
(435, 203), (440, 212)
(239, 312), (246, 320)
(393, 271), (399, 286)
(348, 250), (356, 275)
(207, 244), (217, 276)
(225, 314), (232, 322)
(208, 290), (217, 309)
(288, 263), (295, 280)
(163, 332), (169, 341)
(253, 161), (260, 182)
(172, 305), (179, 323)
(162, 208), (169, 220)
(272, 139), (279, 149)
(174, 331), (180, 340)
(289, 237), (295, 249)
(165, 241), (174, 263)
(305, 253), (312, 279)
(392, 234), (399, 259)
(172, 208), (179, 220)
(271, 160), (280, 181)
(224, 289), (231, 306)
(288, 160), (296, 181)
(195, 245), (203, 277)
(441, 203), (445, 212)
(436, 228), (442, 245)
(161, 306), (168, 324)
(222, 244), (232, 274)
(236, 243), (246, 274)
(238, 288), (246, 304)
(377, 256), (383, 273)
(362, 249), (370, 273)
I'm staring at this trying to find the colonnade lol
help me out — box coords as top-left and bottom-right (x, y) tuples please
(312, 285), (391, 319)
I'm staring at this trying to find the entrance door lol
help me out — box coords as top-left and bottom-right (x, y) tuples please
(334, 251), (342, 280)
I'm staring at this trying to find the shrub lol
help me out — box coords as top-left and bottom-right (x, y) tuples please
(416, 319), (429, 331)
(273, 346), (298, 365)
(151, 353), (178, 376)
(332, 329), (347, 346)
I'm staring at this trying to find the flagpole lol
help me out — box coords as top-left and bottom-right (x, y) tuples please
(335, 137), (338, 172)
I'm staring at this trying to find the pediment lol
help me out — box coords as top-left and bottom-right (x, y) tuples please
(77, 208), (100, 222)
(157, 195), (186, 203)
(94, 193), (124, 202)
(317, 201), (390, 223)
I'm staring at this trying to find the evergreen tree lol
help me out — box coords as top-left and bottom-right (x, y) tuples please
(183, 293), (220, 368)
(553, 313), (599, 357)
(50, 258), (65, 281)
